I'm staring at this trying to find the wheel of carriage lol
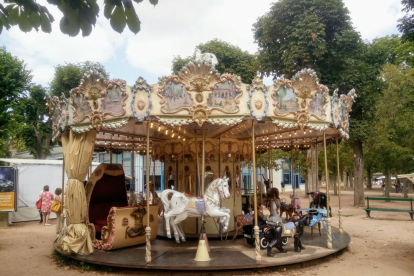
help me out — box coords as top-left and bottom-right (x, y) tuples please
(260, 237), (268, 249)
(282, 237), (288, 246)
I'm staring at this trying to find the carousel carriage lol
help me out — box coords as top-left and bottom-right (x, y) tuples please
(48, 51), (355, 267)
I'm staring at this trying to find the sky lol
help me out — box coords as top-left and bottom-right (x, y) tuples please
(0, 0), (405, 87)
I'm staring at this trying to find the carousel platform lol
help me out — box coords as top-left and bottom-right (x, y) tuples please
(55, 226), (350, 270)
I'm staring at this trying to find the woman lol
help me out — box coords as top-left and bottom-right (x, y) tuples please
(39, 185), (54, 226)
(54, 188), (62, 233)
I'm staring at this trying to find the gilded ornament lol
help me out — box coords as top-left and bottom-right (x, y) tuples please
(137, 98), (146, 110)
(254, 99), (263, 109)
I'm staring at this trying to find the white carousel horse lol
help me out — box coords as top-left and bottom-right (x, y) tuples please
(194, 49), (219, 67)
(161, 177), (231, 243)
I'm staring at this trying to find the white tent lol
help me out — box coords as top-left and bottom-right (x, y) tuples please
(397, 173), (414, 182)
(0, 158), (99, 222)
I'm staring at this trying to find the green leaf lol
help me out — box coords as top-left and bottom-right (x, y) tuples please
(40, 11), (52, 33)
(80, 18), (92, 37)
(8, 6), (19, 26)
(149, 0), (158, 6)
(18, 11), (32, 32)
(29, 11), (41, 30)
(86, 0), (100, 15)
(104, 3), (115, 19)
(59, 16), (80, 37)
(125, 7), (140, 34)
(110, 6), (126, 33)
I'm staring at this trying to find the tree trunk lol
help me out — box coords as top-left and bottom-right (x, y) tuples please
(385, 170), (391, 201)
(403, 179), (408, 199)
(352, 140), (365, 207)
(306, 149), (311, 196)
(345, 172), (349, 190)
(315, 144), (321, 191)
(367, 167), (372, 190)
(349, 173), (354, 188)
(333, 174), (338, 196)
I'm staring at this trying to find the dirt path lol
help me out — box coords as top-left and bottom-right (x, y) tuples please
(1, 186), (413, 276)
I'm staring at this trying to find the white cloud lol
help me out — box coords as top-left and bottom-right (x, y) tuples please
(0, 0), (405, 86)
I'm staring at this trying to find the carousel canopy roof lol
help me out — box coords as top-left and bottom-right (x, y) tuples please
(47, 53), (356, 153)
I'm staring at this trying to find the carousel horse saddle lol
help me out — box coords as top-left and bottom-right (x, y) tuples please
(195, 199), (206, 214)
(184, 193), (203, 199)
(283, 222), (295, 230)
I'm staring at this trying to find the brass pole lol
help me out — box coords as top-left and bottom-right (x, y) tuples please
(61, 156), (65, 232)
(202, 125), (205, 194)
(132, 151), (135, 191)
(182, 138), (185, 192)
(323, 131), (332, 249)
(310, 143), (313, 198)
(336, 137), (343, 234)
(195, 135), (199, 196)
(145, 122), (152, 263)
(268, 149), (272, 187)
(291, 147), (295, 196)
(252, 121), (261, 262)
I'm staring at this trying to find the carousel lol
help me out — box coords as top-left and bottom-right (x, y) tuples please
(47, 52), (354, 270)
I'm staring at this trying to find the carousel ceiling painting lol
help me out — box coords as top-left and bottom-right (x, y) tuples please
(47, 52), (357, 152)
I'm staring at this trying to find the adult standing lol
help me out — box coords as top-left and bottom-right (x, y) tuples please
(281, 181), (285, 194)
(54, 188), (63, 233)
(40, 185), (54, 226)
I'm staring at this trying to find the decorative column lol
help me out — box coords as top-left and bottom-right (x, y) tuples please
(310, 144), (313, 198)
(145, 122), (152, 263)
(323, 131), (332, 249)
(291, 147), (295, 196)
(268, 149), (272, 187)
(252, 122), (261, 262)
(202, 125), (205, 194)
(336, 137), (343, 234)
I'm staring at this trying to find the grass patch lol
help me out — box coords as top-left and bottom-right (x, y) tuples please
(51, 250), (116, 273)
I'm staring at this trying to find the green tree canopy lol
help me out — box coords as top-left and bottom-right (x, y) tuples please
(0, 0), (158, 36)
(50, 61), (109, 98)
(0, 46), (32, 157)
(14, 85), (54, 159)
(398, 0), (414, 42)
(171, 39), (258, 83)
(253, 0), (361, 88)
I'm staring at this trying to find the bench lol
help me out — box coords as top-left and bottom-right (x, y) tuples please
(364, 197), (414, 220)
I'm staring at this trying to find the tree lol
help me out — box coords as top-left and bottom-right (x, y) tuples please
(0, 46), (32, 157)
(367, 64), (414, 199)
(0, 0), (158, 36)
(398, 0), (414, 42)
(14, 85), (54, 159)
(253, 0), (361, 89)
(50, 61), (109, 97)
(171, 39), (258, 83)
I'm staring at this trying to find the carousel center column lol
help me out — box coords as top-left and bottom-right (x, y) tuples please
(145, 121), (152, 263)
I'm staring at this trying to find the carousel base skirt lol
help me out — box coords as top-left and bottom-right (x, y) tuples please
(54, 226), (350, 270)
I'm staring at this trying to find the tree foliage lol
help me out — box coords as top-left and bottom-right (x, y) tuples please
(398, 0), (414, 42)
(171, 39), (258, 83)
(0, 0), (157, 36)
(14, 85), (54, 159)
(50, 61), (109, 97)
(253, 0), (360, 88)
(0, 46), (32, 157)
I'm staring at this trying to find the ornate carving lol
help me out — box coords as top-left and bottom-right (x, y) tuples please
(272, 79), (299, 116)
(248, 77), (269, 121)
(331, 89), (340, 128)
(91, 111), (103, 131)
(131, 77), (152, 121)
(125, 206), (147, 238)
(195, 92), (204, 103)
(79, 71), (107, 110)
(255, 99), (263, 109)
(137, 98), (145, 110)
(70, 87), (92, 123)
(207, 74), (243, 114)
(102, 79), (128, 117)
(192, 108), (208, 127)
(291, 69), (328, 112)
